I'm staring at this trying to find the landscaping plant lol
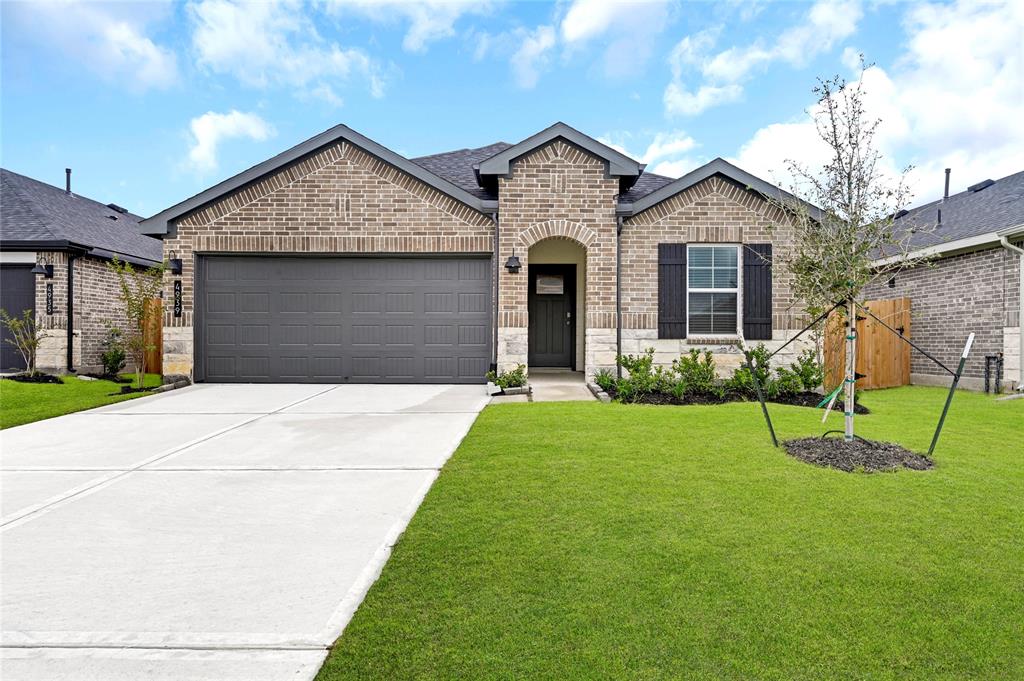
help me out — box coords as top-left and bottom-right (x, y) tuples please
(99, 326), (128, 378)
(485, 364), (527, 390)
(0, 308), (46, 377)
(106, 257), (165, 389)
(766, 58), (928, 441)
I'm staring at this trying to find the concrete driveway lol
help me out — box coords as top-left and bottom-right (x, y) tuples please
(1, 383), (488, 680)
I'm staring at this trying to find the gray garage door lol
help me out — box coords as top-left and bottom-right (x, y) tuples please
(196, 256), (492, 384)
(1, 265), (36, 371)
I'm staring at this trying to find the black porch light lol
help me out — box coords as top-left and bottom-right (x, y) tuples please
(168, 250), (183, 275)
(31, 256), (54, 278)
(504, 250), (522, 274)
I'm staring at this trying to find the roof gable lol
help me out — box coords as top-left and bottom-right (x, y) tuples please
(141, 124), (495, 236)
(476, 122), (643, 181)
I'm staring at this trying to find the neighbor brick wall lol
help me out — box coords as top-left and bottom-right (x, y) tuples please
(495, 140), (620, 374)
(864, 244), (1021, 383)
(34, 251), (133, 373)
(621, 175), (801, 333)
(162, 140), (494, 377)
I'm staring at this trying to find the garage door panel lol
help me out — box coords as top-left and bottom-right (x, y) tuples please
(198, 256), (490, 383)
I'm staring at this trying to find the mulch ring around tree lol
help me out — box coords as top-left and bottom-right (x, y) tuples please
(1, 373), (63, 384)
(783, 436), (933, 473)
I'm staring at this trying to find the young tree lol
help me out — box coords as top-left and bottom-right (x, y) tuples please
(107, 258), (165, 389)
(0, 308), (47, 376)
(769, 61), (928, 441)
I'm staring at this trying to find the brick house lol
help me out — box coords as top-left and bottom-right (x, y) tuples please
(0, 168), (163, 373)
(866, 170), (1023, 392)
(140, 123), (814, 384)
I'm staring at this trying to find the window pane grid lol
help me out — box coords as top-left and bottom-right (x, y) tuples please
(687, 245), (739, 336)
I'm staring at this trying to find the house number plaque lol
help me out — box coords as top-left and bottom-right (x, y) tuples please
(173, 280), (182, 318)
(46, 283), (54, 315)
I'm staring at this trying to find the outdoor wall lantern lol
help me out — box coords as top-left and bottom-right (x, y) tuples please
(168, 250), (183, 275)
(504, 250), (522, 274)
(31, 255), (54, 279)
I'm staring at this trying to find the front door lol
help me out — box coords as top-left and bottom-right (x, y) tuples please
(528, 264), (575, 367)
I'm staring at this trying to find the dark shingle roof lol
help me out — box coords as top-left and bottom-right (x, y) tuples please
(1, 168), (161, 263)
(411, 143), (512, 199)
(411, 140), (675, 203)
(894, 169), (1024, 250)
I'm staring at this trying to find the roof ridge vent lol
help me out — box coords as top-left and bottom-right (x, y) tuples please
(968, 179), (995, 193)
(106, 203), (129, 214)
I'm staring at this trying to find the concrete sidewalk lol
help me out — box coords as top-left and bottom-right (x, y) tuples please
(1, 384), (488, 681)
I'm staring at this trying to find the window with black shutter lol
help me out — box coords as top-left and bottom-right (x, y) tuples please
(657, 244), (686, 338)
(742, 243), (773, 340)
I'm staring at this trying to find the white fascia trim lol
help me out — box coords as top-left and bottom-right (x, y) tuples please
(0, 251), (37, 264)
(873, 223), (1024, 267)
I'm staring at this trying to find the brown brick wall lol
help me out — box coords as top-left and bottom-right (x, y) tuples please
(163, 140), (494, 329)
(621, 176), (801, 332)
(497, 140), (619, 331)
(864, 245), (1021, 380)
(34, 251), (134, 372)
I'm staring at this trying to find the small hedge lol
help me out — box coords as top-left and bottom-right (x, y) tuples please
(596, 345), (844, 408)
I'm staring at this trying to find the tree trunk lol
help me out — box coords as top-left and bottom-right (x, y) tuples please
(844, 298), (857, 441)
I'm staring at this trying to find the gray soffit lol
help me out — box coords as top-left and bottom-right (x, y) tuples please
(139, 124), (494, 236)
(623, 157), (823, 221)
(476, 122), (643, 180)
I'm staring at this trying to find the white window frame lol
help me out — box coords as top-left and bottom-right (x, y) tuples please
(686, 243), (742, 338)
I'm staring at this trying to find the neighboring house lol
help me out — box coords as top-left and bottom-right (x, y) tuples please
(867, 170), (1023, 392)
(140, 122), (814, 384)
(0, 168), (163, 373)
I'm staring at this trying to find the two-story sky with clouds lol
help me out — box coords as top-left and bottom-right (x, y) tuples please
(2, 0), (1021, 217)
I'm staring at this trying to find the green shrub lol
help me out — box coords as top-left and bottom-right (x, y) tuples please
(485, 364), (527, 389)
(593, 368), (616, 393)
(672, 349), (720, 396)
(616, 349), (659, 403)
(774, 366), (805, 398)
(726, 344), (773, 397)
(99, 326), (127, 378)
(791, 348), (824, 391)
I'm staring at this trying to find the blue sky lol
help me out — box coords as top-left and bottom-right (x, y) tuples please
(2, 0), (1020, 217)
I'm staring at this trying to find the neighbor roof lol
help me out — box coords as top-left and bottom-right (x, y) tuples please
(1, 168), (161, 264)
(891, 169), (1024, 251)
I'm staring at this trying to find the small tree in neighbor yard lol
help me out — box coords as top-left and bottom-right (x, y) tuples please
(0, 308), (47, 376)
(769, 60), (928, 441)
(107, 257), (165, 389)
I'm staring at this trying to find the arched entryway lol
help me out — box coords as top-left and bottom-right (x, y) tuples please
(527, 237), (587, 371)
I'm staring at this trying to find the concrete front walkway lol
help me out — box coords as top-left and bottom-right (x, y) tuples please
(528, 369), (595, 402)
(0, 384), (489, 681)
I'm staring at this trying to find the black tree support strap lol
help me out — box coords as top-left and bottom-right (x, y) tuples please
(928, 333), (975, 456)
(764, 301), (845, 362)
(746, 354), (778, 448)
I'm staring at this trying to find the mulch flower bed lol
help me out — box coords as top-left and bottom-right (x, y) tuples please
(2, 373), (62, 384)
(783, 437), (934, 473)
(604, 388), (870, 414)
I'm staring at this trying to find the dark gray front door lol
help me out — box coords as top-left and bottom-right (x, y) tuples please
(196, 256), (491, 384)
(1, 265), (35, 371)
(528, 264), (575, 367)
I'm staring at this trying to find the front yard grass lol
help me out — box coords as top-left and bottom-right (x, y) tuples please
(318, 387), (1023, 680)
(0, 373), (162, 429)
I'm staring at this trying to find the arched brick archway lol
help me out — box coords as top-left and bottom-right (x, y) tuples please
(518, 219), (598, 249)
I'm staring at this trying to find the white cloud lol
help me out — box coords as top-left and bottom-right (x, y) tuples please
(189, 0), (386, 98)
(664, 82), (742, 116)
(561, 0), (671, 78)
(187, 110), (275, 172)
(600, 130), (702, 178)
(649, 159), (699, 178)
(732, 0), (1024, 202)
(664, 0), (862, 116)
(5, 0), (177, 91)
(328, 0), (493, 52)
(510, 25), (556, 89)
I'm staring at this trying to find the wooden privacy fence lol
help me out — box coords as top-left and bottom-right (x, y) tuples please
(143, 298), (163, 376)
(825, 297), (911, 390)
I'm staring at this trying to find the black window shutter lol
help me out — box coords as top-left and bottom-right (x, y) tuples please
(742, 243), (773, 340)
(658, 243), (687, 339)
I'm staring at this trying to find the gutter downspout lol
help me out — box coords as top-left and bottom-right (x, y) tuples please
(999, 235), (1024, 391)
(66, 253), (78, 372)
(616, 216), (623, 379)
(491, 211), (500, 372)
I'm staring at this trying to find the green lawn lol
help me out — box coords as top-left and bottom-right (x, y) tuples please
(318, 387), (1023, 680)
(0, 373), (162, 429)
